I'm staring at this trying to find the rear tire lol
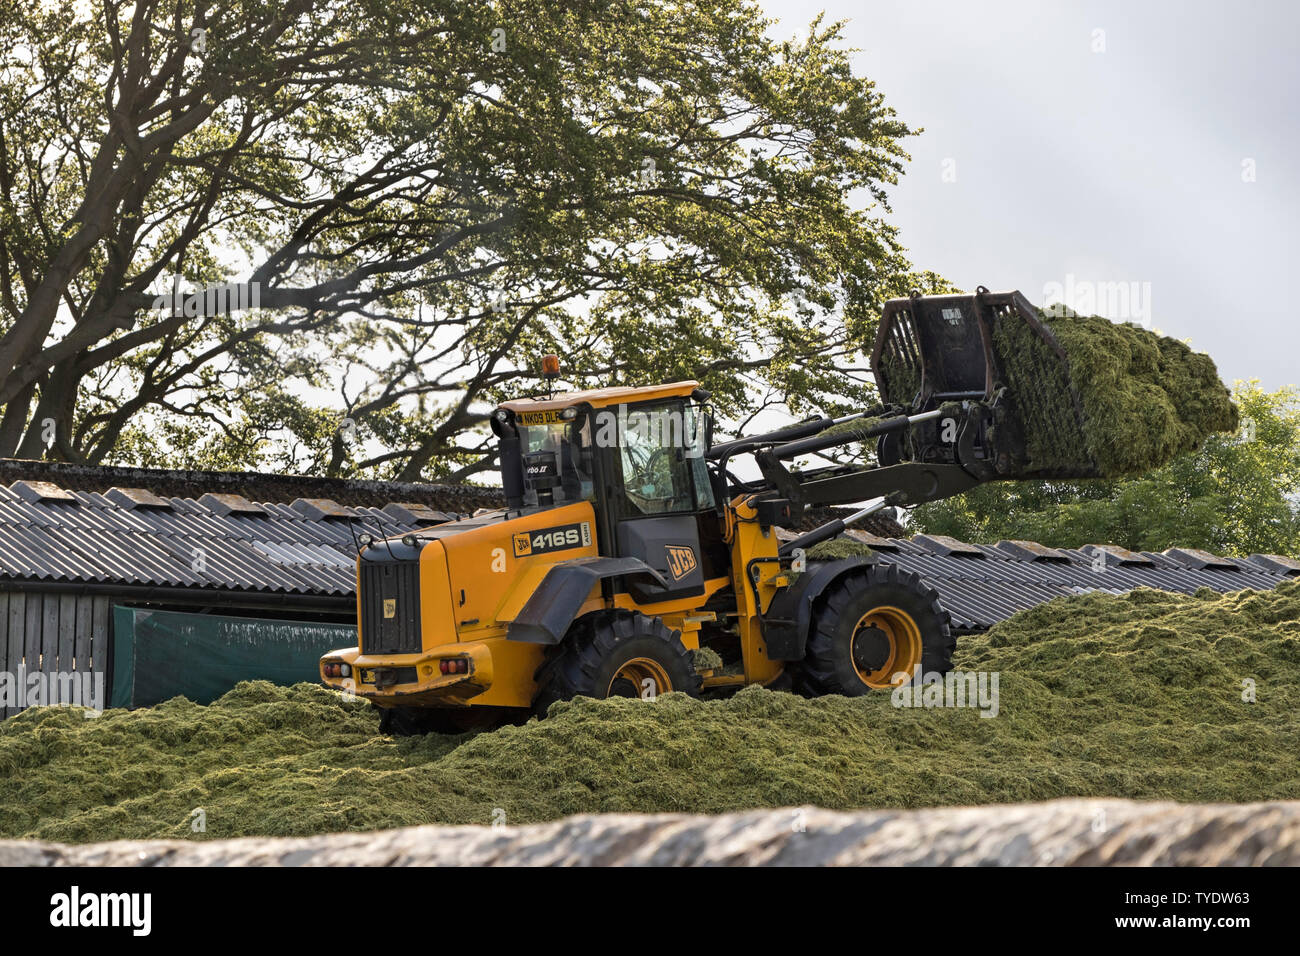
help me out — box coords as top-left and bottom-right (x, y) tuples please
(532, 610), (702, 717)
(797, 563), (953, 696)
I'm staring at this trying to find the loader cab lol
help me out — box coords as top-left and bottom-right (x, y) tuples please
(491, 401), (596, 511)
(494, 381), (730, 602)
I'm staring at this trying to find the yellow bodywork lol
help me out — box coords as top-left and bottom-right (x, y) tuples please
(712, 495), (785, 687)
(319, 492), (788, 709)
(319, 380), (792, 712)
(323, 502), (587, 708)
(319, 496), (759, 709)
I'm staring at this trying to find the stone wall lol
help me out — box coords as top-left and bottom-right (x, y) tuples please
(4, 799), (1297, 866)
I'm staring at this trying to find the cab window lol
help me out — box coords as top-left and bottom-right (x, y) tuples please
(612, 400), (712, 516)
(517, 418), (594, 505)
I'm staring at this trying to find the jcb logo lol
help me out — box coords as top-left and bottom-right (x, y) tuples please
(665, 545), (697, 581)
(512, 532), (533, 557)
(383, 599), (396, 619)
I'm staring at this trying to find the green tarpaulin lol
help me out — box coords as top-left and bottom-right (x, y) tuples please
(110, 606), (355, 708)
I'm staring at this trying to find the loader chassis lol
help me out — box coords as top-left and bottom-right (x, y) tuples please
(322, 289), (1079, 725)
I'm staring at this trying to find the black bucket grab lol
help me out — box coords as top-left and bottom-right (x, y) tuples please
(871, 288), (1102, 480)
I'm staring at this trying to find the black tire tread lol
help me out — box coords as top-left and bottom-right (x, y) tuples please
(533, 610), (702, 716)
(797, 562), (954, 697)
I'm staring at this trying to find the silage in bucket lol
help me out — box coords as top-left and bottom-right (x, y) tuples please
(871, 291), (1238, 479)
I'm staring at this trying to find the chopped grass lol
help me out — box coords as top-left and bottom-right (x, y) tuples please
(806, 536), (874, 560)
(816, 416), (889, 443)
(692, 647), (724, 673)
(3, 582), (1297, 844)
(874, 301), (1237, 478)
(991, 310), (1238, 477)
(878, 349), (921, 407)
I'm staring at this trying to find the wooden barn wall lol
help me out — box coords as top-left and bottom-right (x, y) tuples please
(0, 591), (111, 719)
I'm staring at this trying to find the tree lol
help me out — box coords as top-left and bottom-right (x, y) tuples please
(0, 0), (929, 480)
(910, 381), (1300, 557)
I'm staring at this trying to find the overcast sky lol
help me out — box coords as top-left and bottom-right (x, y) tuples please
(764, 0), (1298, 391)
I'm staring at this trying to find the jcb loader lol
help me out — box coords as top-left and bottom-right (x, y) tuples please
(320, 289), (1101, 733)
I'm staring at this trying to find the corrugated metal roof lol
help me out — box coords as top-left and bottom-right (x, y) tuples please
(0, 476), (1294, 624)
(0, 458), (503, 512)
(0, 481), (430, 597)
(813, 529), (1296, 631)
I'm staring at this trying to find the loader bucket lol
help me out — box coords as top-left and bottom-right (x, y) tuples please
(870, 288), (1237, 481)
(871, 288), (1101, 479)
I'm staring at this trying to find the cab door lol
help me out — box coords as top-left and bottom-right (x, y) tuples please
(600, 399), (715, 603)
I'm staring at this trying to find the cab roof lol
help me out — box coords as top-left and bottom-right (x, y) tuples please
(498, 381), (700, 414)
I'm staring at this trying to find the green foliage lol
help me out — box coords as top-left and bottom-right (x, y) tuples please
(912, 381), (1300, 556)
(4, 581), (1298, 842)
(0, 0), (935, 479)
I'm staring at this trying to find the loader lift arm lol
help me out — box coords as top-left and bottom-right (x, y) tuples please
(694, 287), (1064, 681)
(708, 401), (985, 555)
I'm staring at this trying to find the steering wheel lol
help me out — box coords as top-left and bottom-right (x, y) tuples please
(626, 447), (677, 504)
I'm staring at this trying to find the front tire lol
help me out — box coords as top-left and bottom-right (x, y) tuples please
(532, 610), (702, 716)
(797, 563), (953, 696)
(378, 705), (435, 736)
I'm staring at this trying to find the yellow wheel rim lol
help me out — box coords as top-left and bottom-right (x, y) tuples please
(608, 657), (673, 698)
(850, 606), (922, 689)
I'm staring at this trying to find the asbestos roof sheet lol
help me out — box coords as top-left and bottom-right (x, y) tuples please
(0, 481), (429, 597)
(0, 476), (1295, 621)
(791, 529), (1294, 631)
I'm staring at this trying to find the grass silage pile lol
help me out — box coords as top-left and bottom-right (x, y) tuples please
(2, 582), (1298, 844)
(991, 310), (1238, 477)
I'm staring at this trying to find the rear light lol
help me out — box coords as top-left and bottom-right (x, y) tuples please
(323, 663), (338, 677)
(439, 659), (470, 675)
(339, 664), (351, 678)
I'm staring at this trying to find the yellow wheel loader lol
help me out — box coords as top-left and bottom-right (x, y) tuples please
(320, 289), (1105, 733)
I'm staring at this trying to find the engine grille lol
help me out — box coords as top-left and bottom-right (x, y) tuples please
(360, 559), (423, 655)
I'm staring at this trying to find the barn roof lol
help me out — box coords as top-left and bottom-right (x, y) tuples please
(0, 459), (1293, 628)
(0, 459), (501, 600)
(0, 458), (500, 511)
(778, 529), (1297, 631)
